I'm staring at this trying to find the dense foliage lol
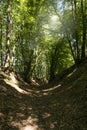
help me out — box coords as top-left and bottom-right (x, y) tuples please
(0, 0), (87, 82)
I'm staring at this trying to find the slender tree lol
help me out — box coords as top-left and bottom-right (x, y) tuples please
(81, 0), (87, 59)
(0, 18), (3, 66)
(5, 0), (11, 69)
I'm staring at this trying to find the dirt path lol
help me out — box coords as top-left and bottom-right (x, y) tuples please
(0, 81), (63, 130)
(0, 61), (87, 130)
(0, 81), (87, 130)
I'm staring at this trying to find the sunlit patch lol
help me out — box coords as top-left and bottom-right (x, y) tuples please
(43, 93), (48, 96)
(10, 72), (18, 84)
(27, 107), (33, 110)
(42, 112), (51, 119)
(4, 79), (29, 94)
(16, 113), (25, 119)
(23, 116), (38, 125)
(11, 115), (39, 130)
(11, 121), (20, 128)
(21, 125), (38, 130)
(42, 84), (61, 93)
(0, 113), (4, 117)
(50, 122), (57, 129)
(67, 68), (77, 78)
(31, 78), (40, 86)
(4, 72), (30, 95)
(19, 105), (26, 111)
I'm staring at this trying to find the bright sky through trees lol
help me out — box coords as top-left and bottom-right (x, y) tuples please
(50, 15), (58, 24)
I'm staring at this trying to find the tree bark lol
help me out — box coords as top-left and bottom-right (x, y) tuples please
(5, 0), (11, 69)
(0, 22), (3, 66)
(81, 0), (87, 59)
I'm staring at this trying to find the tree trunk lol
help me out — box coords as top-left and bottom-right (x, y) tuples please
(81, 0), (87, 59)
(5, 0), (11, 70)
(0, 22), (3, 66)
(24, 50), (34, 83)
(71, 0), (80, 63)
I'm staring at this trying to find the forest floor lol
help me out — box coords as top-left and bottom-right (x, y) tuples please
(0, 60), (87, 130)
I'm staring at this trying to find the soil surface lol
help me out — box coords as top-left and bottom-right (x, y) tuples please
(0, 60), (87, 130)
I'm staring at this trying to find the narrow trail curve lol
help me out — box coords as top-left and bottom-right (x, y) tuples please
(1, 81), (87, 130)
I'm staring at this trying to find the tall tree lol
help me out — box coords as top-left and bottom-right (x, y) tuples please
(81, 0), (87, 59)
(5, 0), (11, 69)
(52, 0), (87, 63)
(0, 11), (3, 66)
